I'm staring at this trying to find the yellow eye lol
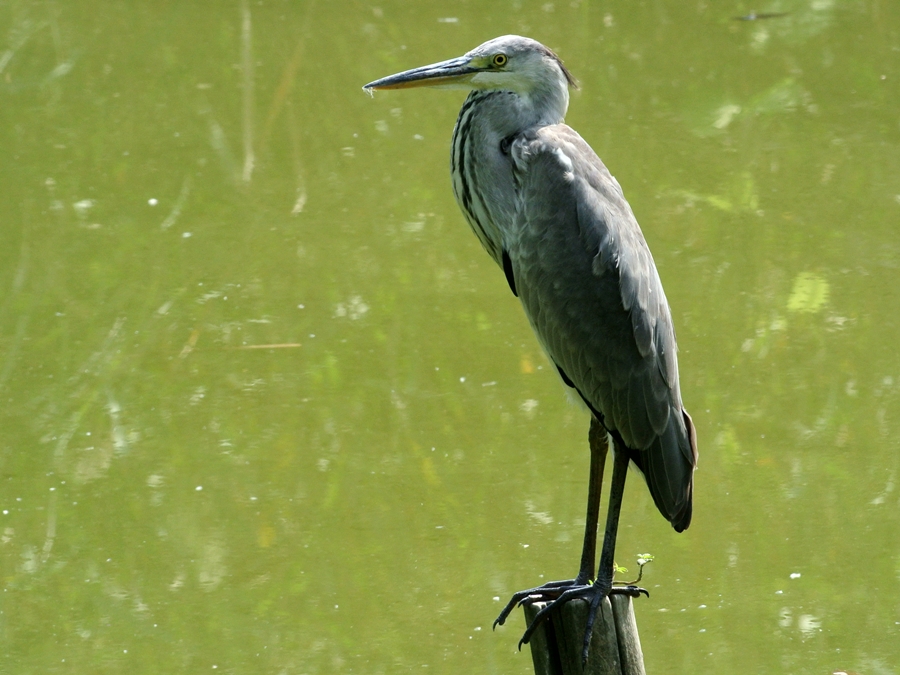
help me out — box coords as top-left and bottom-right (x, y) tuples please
(491, 53), (508, 67)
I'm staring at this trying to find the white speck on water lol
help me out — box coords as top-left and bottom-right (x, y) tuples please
(148, 198), (158, 206)
(797, 614), (821, 634)
(459, 377), (466, 383)
(73, 199), (95, 214)
(182, 232), (192, 238)
(520, 399), (539, 413)
(195, 486), (203, 491)
(790, 572), (801, 579)
(334, 295), (369, 320)
(775, 589), (783, 594)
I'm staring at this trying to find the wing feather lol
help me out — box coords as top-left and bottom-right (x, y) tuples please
(508, 124), (696, 528)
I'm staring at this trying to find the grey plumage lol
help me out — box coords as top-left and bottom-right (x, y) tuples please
(507, 124), (695, 530)
(365, 34), (698, 658)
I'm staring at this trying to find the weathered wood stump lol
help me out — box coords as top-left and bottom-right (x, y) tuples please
(524, 594), (646, 675)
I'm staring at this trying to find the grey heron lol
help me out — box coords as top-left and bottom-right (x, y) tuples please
(364, 35), (698, 661)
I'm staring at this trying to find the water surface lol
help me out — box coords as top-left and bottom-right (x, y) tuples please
(2, 1), (899, 673)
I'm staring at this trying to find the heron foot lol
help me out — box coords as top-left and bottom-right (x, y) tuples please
(492, 578), (581, 630)
(496, 580), (648, 664)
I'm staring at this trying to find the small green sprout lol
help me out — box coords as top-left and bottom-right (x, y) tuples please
(613, 553), (654, 586)
(632, 553), (653, 584)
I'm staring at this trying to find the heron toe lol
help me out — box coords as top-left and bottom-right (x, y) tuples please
(493, 578), (583, 630)
(516, 580), (648, 664)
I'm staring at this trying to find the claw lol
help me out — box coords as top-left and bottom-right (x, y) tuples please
(493, 578), (578, 629)
(499, 579), (649, 664)
(518, 583), (605, 646)
(611, 584), (649, 599)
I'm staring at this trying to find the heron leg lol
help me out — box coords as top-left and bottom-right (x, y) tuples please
(578, 416), (608, 582)
(516, 441), (647, 664)
(492, 417), (607, 629)
(595, 437), (630, 587)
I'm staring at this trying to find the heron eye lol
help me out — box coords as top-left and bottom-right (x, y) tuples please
(492, 53), (508, 68)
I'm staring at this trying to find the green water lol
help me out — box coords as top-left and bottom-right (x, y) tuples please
(2, 1), (899, 673)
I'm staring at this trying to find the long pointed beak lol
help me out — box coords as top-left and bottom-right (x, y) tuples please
(363, 55), (477, 92)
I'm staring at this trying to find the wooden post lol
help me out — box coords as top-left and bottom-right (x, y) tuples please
(523, 595), (646, 675)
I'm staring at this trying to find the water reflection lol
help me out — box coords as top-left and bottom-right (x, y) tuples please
(1, 1), (899, 674)
(734, 12), (790, 22)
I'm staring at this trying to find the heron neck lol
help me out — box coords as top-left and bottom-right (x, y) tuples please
(449, 79), (570, 268)
(484, 82), (569, 134)
(523, 79), (570, 127)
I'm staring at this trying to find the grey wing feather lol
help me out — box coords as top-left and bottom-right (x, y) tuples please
(509, 125), (697, 530)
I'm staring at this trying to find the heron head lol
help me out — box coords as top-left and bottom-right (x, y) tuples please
(363, 35), (576, 98)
